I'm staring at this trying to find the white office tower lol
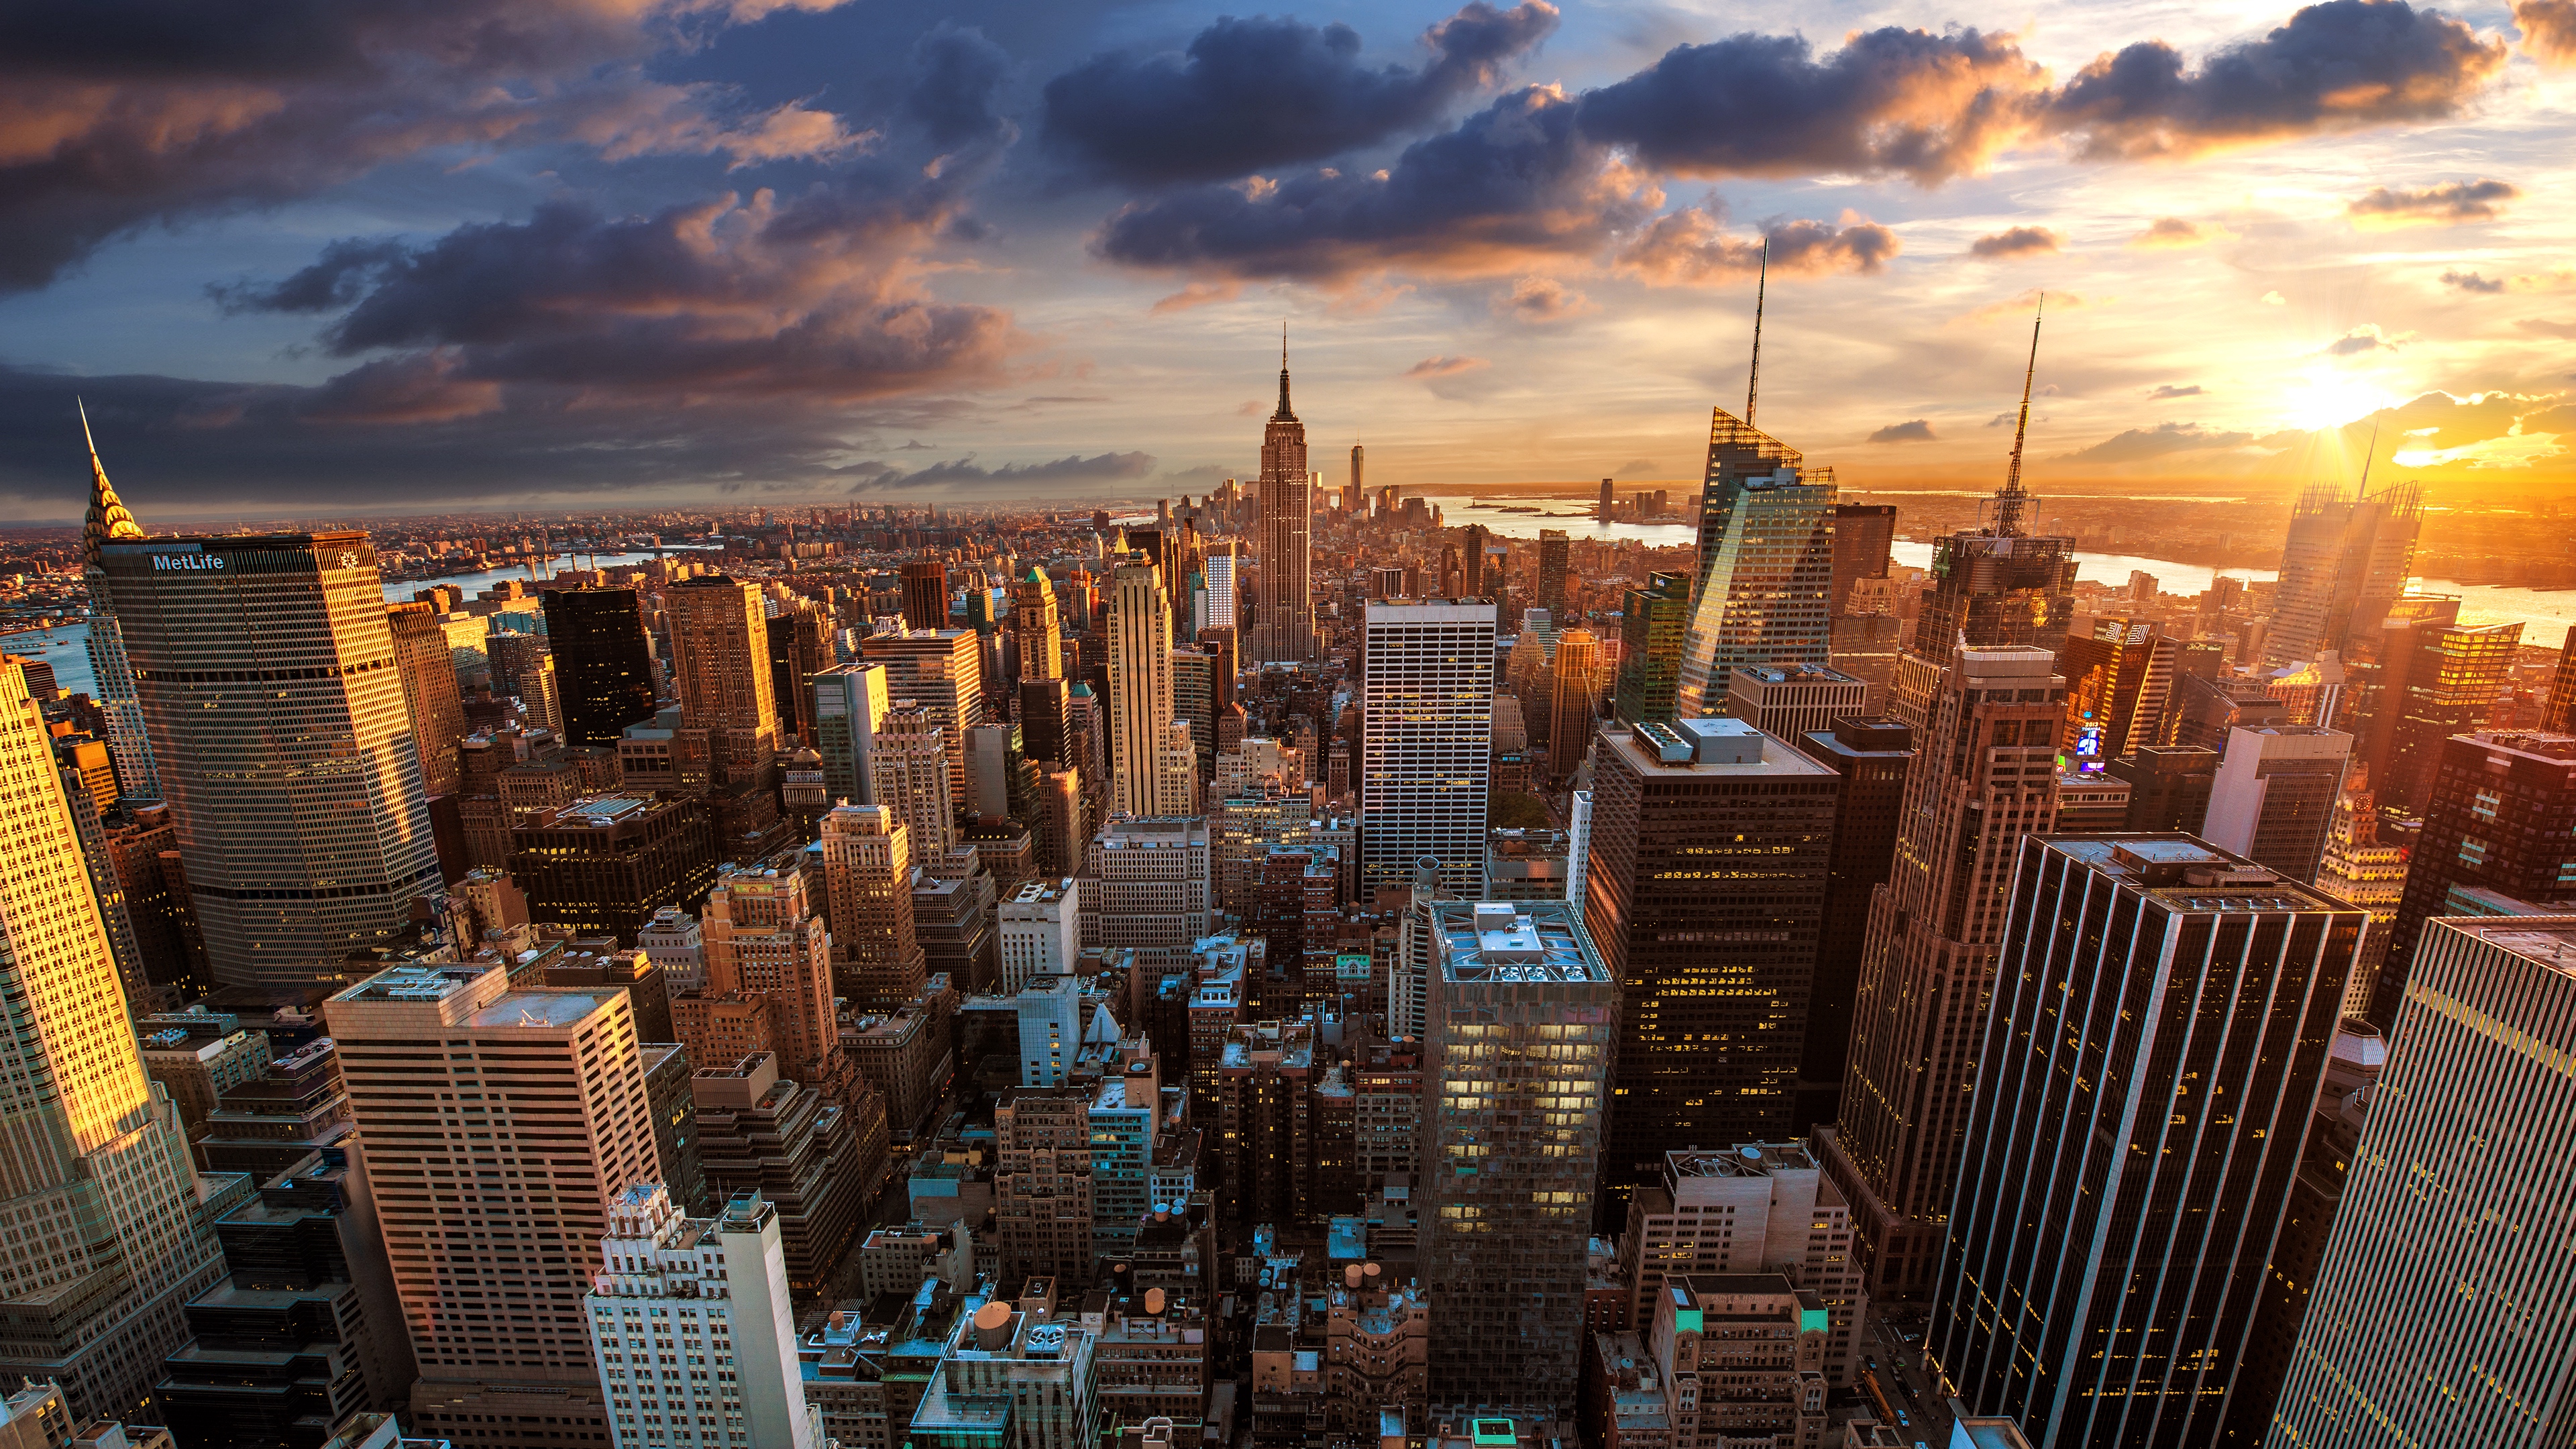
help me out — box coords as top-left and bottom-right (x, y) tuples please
(0, 657), (221, 1419)
(1360, 598), (1497, 896)
(77, 411), (160, 799)
(1202, 543), (1239, 635)
(1107, 559), (1187, 817)
(2202, 724), (2353, 884)
(1081, 818), (1212, 975)
(2265, 916), (2576, 1448)
(586, 1184), (819, 1449)
(1564, 789), (1593, 906)
(999, 877), (1082, 995)
(812, 663), (892, 805)
(1254, 352), (1316, 663)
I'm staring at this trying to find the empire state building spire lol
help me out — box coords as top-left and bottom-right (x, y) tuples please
(1274, 323), (1295, 421)
(79, 398), (144, 570)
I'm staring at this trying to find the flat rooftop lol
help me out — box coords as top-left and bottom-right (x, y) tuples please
(1433, 901), (1609, 983)
(2046, 835), (2351, 914)
(2460, 920), (2576, 978)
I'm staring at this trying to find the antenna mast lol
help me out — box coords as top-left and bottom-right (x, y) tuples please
(1996, 294), (2043, 537)
(2355, 420), (2381, 499)
(1745, 237), (1768, 427)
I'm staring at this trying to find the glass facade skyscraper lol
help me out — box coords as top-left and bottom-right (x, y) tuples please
(541, 587), (659, 747)
(1674, 409), (1835, 718)
(1360, 598), (1496, 897)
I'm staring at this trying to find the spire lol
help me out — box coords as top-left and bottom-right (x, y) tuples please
(79, 398), (144, 570)
(1994, 294), (2043, 538)
(1273, 321), (1295, 421)
(1745, 236), (1768, 427)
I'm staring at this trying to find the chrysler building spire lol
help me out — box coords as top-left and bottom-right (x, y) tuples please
(79, 398), (144, 570)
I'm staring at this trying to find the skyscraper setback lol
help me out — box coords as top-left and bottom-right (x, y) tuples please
(97, 533), (441, 987)
(1254, 345), (1316, 663)
(1672, 409), (1836, 717)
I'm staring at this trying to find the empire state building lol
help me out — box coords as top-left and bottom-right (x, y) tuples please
(1254, 342), (1316, 663)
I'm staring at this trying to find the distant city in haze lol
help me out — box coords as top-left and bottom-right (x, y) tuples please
(0, 3), (2572, 1449)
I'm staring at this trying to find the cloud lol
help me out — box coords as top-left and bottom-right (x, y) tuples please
(2324, 323), (2414, 355)
(1962, 287), (2087, 323)
(1969, 225), (2060, 259)
(2047, 0), (2508, 161)
(2150, 384), (2204, 398)
(1868, 419), (1937, 442)
(2519, 0), (2576, 63)
(902, 24), (1019, 153)
(1617, 210), (1899, 284)
(1091, 86), (1655, 282)
(1493, 276), (1594, 321)
(1149, 282), (1242, 315)
(2519, 319), (2576, 339)
(2131, 217), (2225, 248)
(850, 451), (1157, 490)
(1405, 356), (1489, 379)
(1613, 458), (1656, 475)
(2347, 178), (2520, 227)
(1041, 3), (1559, 186)
(2262, 290), (2288, 304)
(2443, 270), (2505, 294)
(2060, 421), (2257, 462)
(1573, 26), (2048, 185)
(0, 0), (867, 292)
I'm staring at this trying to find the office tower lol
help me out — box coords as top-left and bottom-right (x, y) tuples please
(1725, 662), (1866, 741)
(812, 662), (890, 805)
(862, 625), (986, 805)
(1615, 572), (1691, 725)
(1829, 502), (1896, 616)
(2203, 725), (2353, 881)
(512, 794), (715, 943)
(1083, 816), (1211, 975)
(1172, 645), (1216, 777)
(690, 1053), (870, 1295)
(2261, 479), (2422, 671)
(1598, 477), (1615, 520)
(1604, 1275), (1831, 1446)
(703, 861), (835, 1087)
(586, 1185), (820, 1449)
(913, 853), (1000, 992)
(963, 722), (1010, 819)
(1254, 349), (1316, 663)
(1018, 676), (1070, 771)
(1014, 566), (1063, 682)
(2375, 729), (2576, 1028)
(768, 608), (828, 747)
(1013, 973), (1083, 1088)
(388, 601), (469, 796)
(1461, 522), (1491, 598)
(1824, 645), (2063, 1301)
(542, 588), (659, 747)
(1673, 410), (1836, 716)
(2377, 619), (2522, 813)
(666, 574), (780, 784)
(326, 959), (657, 1448)
(2163, 670), (2288, 751)
(2337, 592), (2457, 784)
(2055, 616), (2179, 765)
(1203, 543), (1239, 636)
(56, 751), (156, 1011)
(523, 652), (564, 737)
(78, 417), (162, 802)
(1107, 559), (1189, 817)
(900, 559), (949, 631)
(1583, 719), (1839, 1204)
(1614, 1144), (1864, 1387)
(1793, 718), (1913, 1128)
(1547, 628), (1601, 780)
(994, 1087), (1097, 1285)
(0, 659), (221, 1419)
(1421, 900), (1614, 1413)
(818, 802), (924, 1010)
(1536, 529), (1570, 616)
(1348, 441), (1366, 515)
(1938, 837), (2363, 1446)
(2263, 918), (2576, 1448)
(998, 877), (1081, 994)
(97, 533), (441, 988)
(869, 704), (956, 863)
(1360, 598), (1497, 896)
(2544, 629), (2576, 733)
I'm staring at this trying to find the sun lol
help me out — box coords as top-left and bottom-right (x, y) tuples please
(2277, 373), (2400, 435)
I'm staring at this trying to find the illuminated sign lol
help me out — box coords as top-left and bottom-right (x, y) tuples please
(151, 554), (223, 572)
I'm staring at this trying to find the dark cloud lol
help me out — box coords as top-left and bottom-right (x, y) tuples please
(1617, 211), (1900, 284)
(904, 24), (1018, 152)
(845, 450), (1157, 490)
(2049, 0), (2506, 161)
(1970, 225), (2059, 258)
(2059, 421), (2256, 462)
(1613, 458), (1657, 475)
(1574, 26), (2047, 184)
(2324, 323), (2412, 355)
(2443, 269), (2505, 293)
(2150, 384), (2205, 398)
(1492, 276), (1593, 321)
(0, 0), (868, 292)
(1042, 3), (1558, 186)
(2131, 216), (2219, 247)
(1092, 86), (1651, 282)
(2347, 178), (2520, 225)
(209, 237), (409, 314)
(2520, 0), (2576, 63)
(1868, 419), (1936, 442)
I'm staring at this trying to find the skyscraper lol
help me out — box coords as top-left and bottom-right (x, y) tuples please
(1823, 645), (2064, 1300)
(541, 587), (659, 747)
(1672, 409), (1836, 717)
(900, 559), (949, 631)
(666, 574), (781, 784)
(1254, 347), (1316, 663)
(0, 657), (222, 1419)
(820, 802), (925, 1010)
(1420, 900), (1614, 1414)
(1829, 502), (1896, 617)
(812, 662), (891, 804)
(1546, 627), (1600, 780)
(703, 861), (836, 1087)
(868, 704), (957, 863)
(2261, 479), (2422, 672)
(326, 959), (657, 1448)
(2055, 615), (2179, 765)
(1536, 528), (1570, 616)
(1937, 836), (2363, 1447)
(861, 624), (985, 805)
(2374, 729), (2576, 1028)
(2376, 618), (2522, 813)
(1614, 572), (1690, 725)
(2263, 916), (2576, 1448)
(387, 600), (469, 797)
(1106, 559), (1187, 817)
(1349, 441), (1365, 516)
(77, 408), (160, 800)
(1725, 661), (1868, 742)
(98, 533), (441, 987)
(1014, 566), (1063, 682)
(1793, 716), (1913, 1129)
(1582, 718), (1839, 1209)
(1360, 598), (1497, 896)
(2202, 724), (2353, 883)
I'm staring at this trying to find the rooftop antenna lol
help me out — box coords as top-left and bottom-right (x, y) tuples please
(1995, 293), (2043, 537)
(1745, 237), (1768, 427)
(2354, 420), (2381, 500)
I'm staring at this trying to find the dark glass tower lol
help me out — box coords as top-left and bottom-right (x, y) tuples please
(541, 587), (659, 747)
(1613, 571), (1690, 724)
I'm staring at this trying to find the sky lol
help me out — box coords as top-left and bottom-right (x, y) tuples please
(0, 0), (2571, 519)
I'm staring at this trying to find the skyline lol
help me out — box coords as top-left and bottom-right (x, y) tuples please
(0, 0), (2568, 517)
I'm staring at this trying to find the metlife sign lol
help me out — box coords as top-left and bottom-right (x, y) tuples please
(150, 553), (224, 572)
